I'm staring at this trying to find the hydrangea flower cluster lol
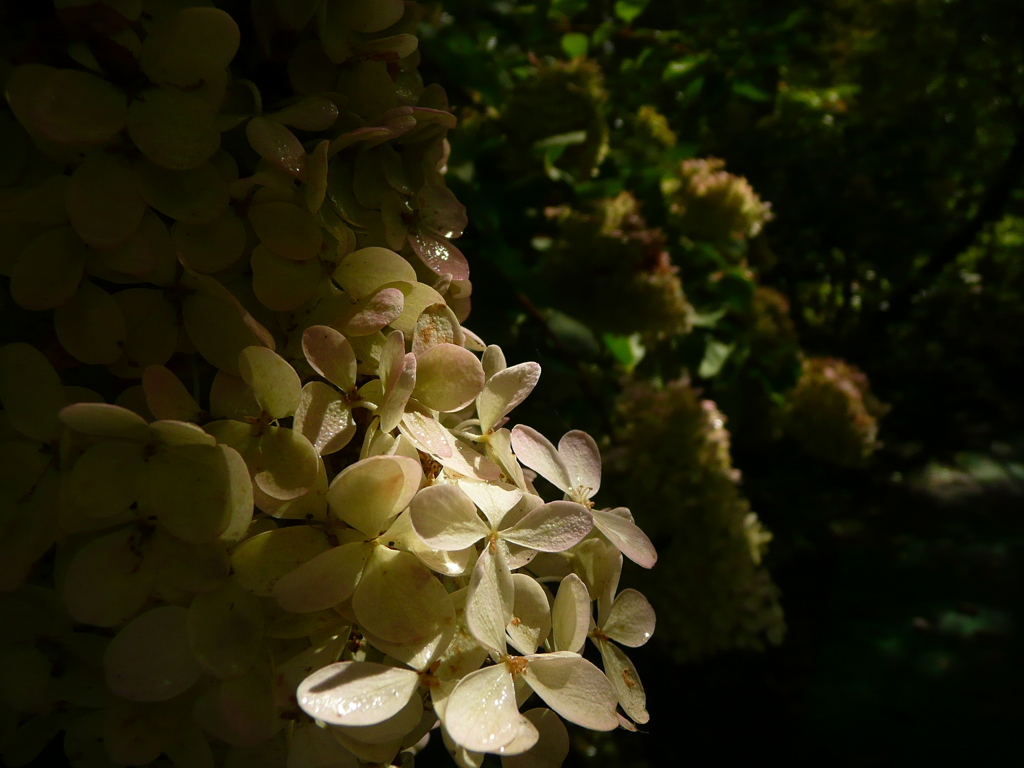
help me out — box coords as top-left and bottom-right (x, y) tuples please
(605, 378), (784, 662)
(0, 2), (656, 767)
(539, 192), (692, 339)
(661, 157), (775, 245)
(784, 356), (889, 467)
(500, 58), (610, 182)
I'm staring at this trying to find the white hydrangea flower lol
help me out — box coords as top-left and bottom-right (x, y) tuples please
(510, 426), (657, 568)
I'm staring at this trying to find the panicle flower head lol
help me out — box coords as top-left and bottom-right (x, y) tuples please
(605, 377), (785, 662)
(538, 192), (692, 339)
(661, 157), (774, 242)
(0, 5), (658, 768)
(785, 356), (889, 467)
(501, 57), (610, 181)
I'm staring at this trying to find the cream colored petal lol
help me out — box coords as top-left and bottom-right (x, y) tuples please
(506, 574), (551, 657)
(296, 661), (419, 727)
(519, 653), (618, 732)
(551, 574), (590, 655)
(465, 541), (512, 657)
(273, 541), (372, 613)
(444, 665), (520, 754)
(325, 454), (422, 537)
(596, 638), (648, 725)
(602, 589), (655, 648)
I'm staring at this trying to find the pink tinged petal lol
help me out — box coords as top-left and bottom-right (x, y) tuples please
(590, 509), (657, 569)
(519, 653), (619, 732)
(246, 117), (307, 181)
(296, 661), (420, 727)
(272, 541), (372, 613)
(457, 480), (523, 529)
(352, 547), (455, 645)
(501, 709), (570, 768)
(602, 589), (655, 648)
(380, 354), (416, 433)
(465, 541), (513, 657)
(444, 665), (521, 753)
(501, 501), (593, 553)
(506, 574), (551, 656)
(329, 125), (401, 156)
(551, 574), (590, 654)
(409, 106), (459, 130)
(477, 362), (541, 435)
(341, 287), (405, 337)
(294, 381), (356, 456)
(326, 454), (422, 537)
(412, 343), (485, 413)
(408, 230), (469, 281)
(414, 183), (468, 240)
(509, 426), (571, 494)
(557, 431), (601, 501)
(409, 483), (488, 551)
(399, 410), (453, 459)
(595, 639), (648, 725)
(302, 325), (357, 392)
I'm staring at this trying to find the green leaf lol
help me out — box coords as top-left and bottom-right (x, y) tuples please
(603, 333), (646, 373)
(681, 76), (705, 101)
(690, 307), (727, 329)
(662, 55), (706, 82)
(614, 0), (650, 23)
(731, 81), (773, 102)
(591, 21), (615, 46)
(698, 339), (735, 378)
(532, 131), (588, 150)
(561, 32), (589, 59)
(550, 0), (589, 19)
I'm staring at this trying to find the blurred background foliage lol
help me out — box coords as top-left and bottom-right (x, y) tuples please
(411, 0), (1024, 764)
